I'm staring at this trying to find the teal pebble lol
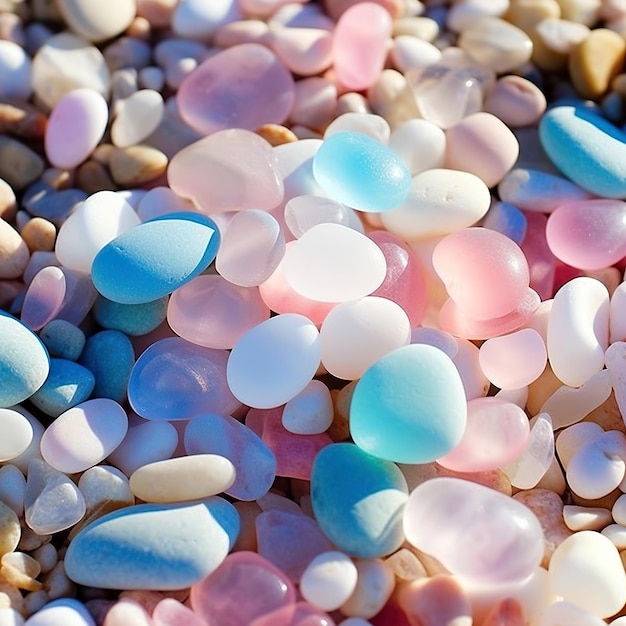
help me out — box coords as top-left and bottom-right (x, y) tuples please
(311, 443), (408, 558)
(539, 103), (626, 198)
(64, 497), (240, 590)
(312, 131), (411, 212)
(92, 295), (168, 336)
(79, 330), (135, 404)
(91, 212), (220, 305)
(39, 319), (86, 361)
(0, 311), (49, 407)
(350, 344), (467, 464)
(29, 358), (95, 417)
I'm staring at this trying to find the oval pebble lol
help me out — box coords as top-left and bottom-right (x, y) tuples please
(0, 217), (29, 279)
(40, 398), (128, 474)
(282, 380), (333, 435)
(350, 344), (467, 464)
(91, 212), (220, 305)
(311, 443), (408, 558)
(65, 497), (240, 590)
(111, 89), (164, 148)
(484, 75), (547, 128)
(403, 476), (544, 584)
(173, 0), (241, 39)
(284, 195), (363, 238)
(0, 40), (31, 100)
(313, 132), (411, 212)
(300, 551), (358, 612)
(0, 409), (33, 462)
(226, 313), (320, 409)
(56, 0), (136, 41)
(23, 599), (95, 626)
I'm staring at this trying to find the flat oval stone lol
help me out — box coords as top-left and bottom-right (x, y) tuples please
(350, 344), (467, 464)
(56, 0), (136, 41)
(91, 212), (220, 304)
(0, 312), (49, 408)
(539, 103), (626, 198)
(64, 498), (240, 590)
(177, 43), (295, 135)
(484, 75), (547, 128)
(0, 408), (33, 462)
(311, 443), (408, 558)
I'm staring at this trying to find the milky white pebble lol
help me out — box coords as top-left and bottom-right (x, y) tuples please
(23, 598), (95, 626)
(40, 398), (128, 474)
(411, 326), (458, 359)
(77, 465), (133, 510)
(452, 338), (490, 400)
(129, 454), (236, 503)
(0, 40), (31, 100)
(556, 422), (604, 469)
(111, 89), (164, 148)
(8, 406), (44, 475)
(44, 88), (109, 169)
(611, 283), (626, 344)
(0, 464), (26, 517)
(0, 408), (33, 462)
(535, 17), (590, 54)
(340, 558), (395, 618)
(55, 190), (140, 274)
(282, 379), (333, 435)
(601, 524), (626, 549)
(172, 0), (241, 39)
(324, 113), (391, 144)
(390, 35), (442, 73)
(284, 195), (364, 238)
(136, 186), (194, 222)
(495, 386), (528, 409)
(446, 0), (509, 32)
(283, 223), (387, 303)
(0, 608), (25, 626)
(549, 530), (626, 618)
(563, 505), (613, 532)
(300, 551), (358, 612)
(538, 600), (607, 626)
(388, 118), (446, 176)
(56, 0), (136, 42)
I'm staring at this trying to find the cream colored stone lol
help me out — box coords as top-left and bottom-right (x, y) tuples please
(0, 503), (19, 558)
(0, 218), (28, 279)
(56, 0), (137, 42)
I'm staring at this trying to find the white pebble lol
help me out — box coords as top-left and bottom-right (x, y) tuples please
(614, 494), (626, 525)
(77, 465), (133, 510)
(324, 113), (391, 144)
(282, 380), (333, 435)
(555, 422), (604, 469)
(0, 464), (27, 517)
(539, 600), (607, 626)
(111, 89), (164, 148)
(0, 608), (25, 626)
(0, 409), (33, 463)
(172, 0), (241, 39)
(563, 505), (613, 532)
(284, 195), (364, 238)
(390, 35), (442, 73)
(300, 551), (358, 612)
(601, 524), (626, 550)
(610, 282), (626, 343)
(388, 118), (446, 176)
(340, 558), (395, 619)
(0, 40), (31, 100)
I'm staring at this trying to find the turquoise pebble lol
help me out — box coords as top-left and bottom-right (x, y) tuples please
(350, 344), (467, 464)
(64, 497), (240, 590)
(39, 319), (86, 361)
(91, 212), (220, 305)
(92, 295), (168, 336)
(312, 131), (411, 212)
(0, 311), (49, 408)
(310, 443), (408, 558)
(539, 104), (626, 198)
(79, 330), (135, 404)
(29, 358), (95, 418)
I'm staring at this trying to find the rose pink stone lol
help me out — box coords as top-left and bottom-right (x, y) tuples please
(177, 43), (295, 135)
(152, 598), (205, 626)
(20, 266), (66, 331)
(520, 211), (556, 301)
(269, 26), (334, 76)
(255, 602), (336, 626)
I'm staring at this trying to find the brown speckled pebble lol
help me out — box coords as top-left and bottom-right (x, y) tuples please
(109, 144), (168, 186)
(484, 75), (547, 128)
(0, 217), (29, 279)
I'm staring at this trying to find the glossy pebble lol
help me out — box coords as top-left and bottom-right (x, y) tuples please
(0, 40), (31, 100)
(269, 25), (334, 76)
(153, 598), (205, 626)
(311, 443), (408, 558)
(111, 89), (164, 148)
(403, 477), (544, 584)
(350, 344), (467, 464)
(44, 88), (108, 170)
(282, 380), (333, 435)
(283, 223), (386, 303)
(91, 212), (220, 304)
(284, 195), (363, 238)
(23, 599), (95, 626)
(388, 118), (446, 176)
(312, 132), (411, 212)
(20, 266), (66, 332)
(56, 0), (136, 41)
(300, 551), (358, 612)
(65, 498), (239, 590)
(173, 0), (241, 39)
(0, 409), (33, 462)
(484, 75), (547, 128)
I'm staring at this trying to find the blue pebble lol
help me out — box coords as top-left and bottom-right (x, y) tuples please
(92, 295), (168, 336)
(539, 104), (626, 198)
(311, 443), (408, 558)
(482, 201), (527, 245)
(79, 330), (135, 404)
(91, 212), (220, 305)
(23, 184), (87, 227)
(65, 497), (240, 590)
(0, 311), (49, 407)
(313, 131), (411, 212)
(39, 319), (86, 361)
(29, 358), (95, 417)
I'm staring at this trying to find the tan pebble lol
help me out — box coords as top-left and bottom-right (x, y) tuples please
(570, 487), (623, 510)
(328, 382), (355, 442)
(43, 561), (75, 600)
(534, 455), (567, 494)
(556, 0), (601, 25)
(126, 16), (151, 39)
(1, 552), (42, 592)
(0, 102), (47, 139)
(254, 124), (298, 146)
(23, 589), (49, 616)
(17, 528), (50, 553)
(527, 363), (562, 415)
(91, 143), (116, 166)
(481, 597), (526, 626)
(505, 0), (562, 31)
(0, 579), (24, 613)
(367, 69), (420, 129)
(109, 144), (168, 186)
(612, 72), (626, 97)
(0, 218), (29, 280)
(393, 16), (439, 41)
(0, 502), (20, 557)
(0, 136), (44, 191)
(583, 392), (626, 433)
(485, 75), (547, 128)
(0, 178), (16, 221)
(385, 548), (428, 581)
(563, 504), (613, 531)
(569, 28), (626, 99)
(76, 160), (118, 194)
(20, 217), (56, 253)
(232, 501), (261, 552)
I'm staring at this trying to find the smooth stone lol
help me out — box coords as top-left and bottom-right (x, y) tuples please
(0, 136), (44, 191)
(56, 0), (136, 41)
(91, 212), (219, 305)
(0, 40), (31, 99)
(484, 75), (547, 127)
(111, 89), (164, 148)
(324, 112), (390, 144)
(31, 32), (110, 109)
(152, 598), (205, 626)
(284, 195), (363, 239)
(0, 408), (33, 462)
(177, 43), (294, 135)
(20, 266), (67, 331)
(6, 407), (45, 476)
(282, 380), (333, 435)
(65, 498), (239, 590)
(390, 35), (442, 74)
(387, 118), (446, 176)
(172, 0), (241, 39)
(93, 297), (167, 339)
(185, 413), (276, 501)
(269, 26), (333, 76)
(288, 77), (337, 130)
(77, 465), (133, 511)
(109, 145), (168, 186)
(128, 337), (239, 420)
(300, 551), (358, 612)
(564, 504), (613, 532)
(104, 37), (152, 72)
(0, 464), (27, 517)
(21, 216), (56, 253)
(0, 312), (49, 408)
(273, 139), (326, 207)
(23, 186), (87, 227)
(482, 201), (527, 245)
(23, 599), (95, 626)
(135, 186), (195, 222)
(0, 217), (29, 279)
(0, 500), (20, 556)
(611, 283), (626, 343)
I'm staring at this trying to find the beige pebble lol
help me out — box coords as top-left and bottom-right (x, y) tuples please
(535, 17), (590, 54)
(533, 454), (567, 494)
(569, 28), (626, 99)
(255, 124), (298, 146)
(43, 561), (75, 600)
(109, 144), (167, 186)
(335, 92), (370, 118)
(563, 504), (613, 531)
(0, 553), (41, 592)
(76, 160), (118, 194)
(0, 502), (20, 558)
(0, 102), (47, 139)
(367, 69), (420, 130)
(384, 548), (428, 581)
(393, 16), (439, 41)
(329, 381), (356, 443)
(484, 75), (547, 128)
(0, 218), (29, 280)
(557, 0), (601, 25)
(526, 363), (562, 415)
(20, 217), (56, 253)
(17, 528), (50, 553)
(0, 136), (44, 191)
(56, 0), (136, 42)
(0, 178), (16, 221)
(505, 0), (562, 32)
(0, 578), (24, 614)
(583, 392), (626, 434)
(126, 16), (151, 40)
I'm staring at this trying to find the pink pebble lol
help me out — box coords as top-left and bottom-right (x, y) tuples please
(520, 211), (556, 301)
(546, 199), (626, 270)
(20, 265), (66, 331)
(152, 598), (205, 626)
(484, 75), (547, 128)
(332, 2), (392, 90)
(437, 397), (530, 472)
(177, 43), (295, 135)
(269, 26), (334, 76)
(102, 599), (152, 626)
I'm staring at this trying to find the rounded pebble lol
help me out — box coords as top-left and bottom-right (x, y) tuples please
(281, 380), (334, 435)
(0, 40), (31, 100)
(0, 409), (33, 462)
(300, 551), (358, 612)
(56, 0), (137, 42)
(23, 599), (95, 626)
(111, 89), (164, 148)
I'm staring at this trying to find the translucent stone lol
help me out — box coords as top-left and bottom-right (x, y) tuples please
(300, 551), (358, 612)
(324, 112), (390, 144)
(77, 465), (133, 511)
(282, 380), (333, 435)
(20, 266), (66, 332)
(111, 89), (165, 148)
(284, 195), (364, 238)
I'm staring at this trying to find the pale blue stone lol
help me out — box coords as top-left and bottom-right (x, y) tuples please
(64, 497), (240, 590)
(92, 295), (168, 336)
(39, 319), (86, 361)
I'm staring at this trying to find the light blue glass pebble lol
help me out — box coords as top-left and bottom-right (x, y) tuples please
(91, 211), (220, 305)
(0, 311), (49, 408)
(92, 295), (168, 336)
(29, 358), (95, 418)
(539, 104), (626, 198)
(350, 344), (467, 464)
(79, 330), (135, 404)
(310, 443), (408, 558)
(482, 201), (527, 245)
(64, 497), (240, 590)
(312, 131), (411, 212)
(39, 319), (86, 361)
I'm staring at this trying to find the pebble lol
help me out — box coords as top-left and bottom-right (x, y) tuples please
(0, 218), (29, 279)
(0, 136), (43, 191)
(111, 90), (164, 149)
(0, 464), (26, 517)
(108, 144), (168, 186)
(23, 598), (95, 626)
(484, 75), (547, 127)
(172, 0), (241, 39)
(564, 505), (613, 531)
(92, 297), (167, 338)
(284, 195), (363, 238)
(269, 26), (333, 77)
(152, 598), (205, 626)
(0, 409), (33, 462)
(340, 558), (395, 619)
(20, 217), (55, 253)
(56, 0), (136, 42)
(65, 498), (239, 590)
(324, 112), (390, 144)
(0, 40), (30, 100)
(300, 551), (358, 612)
(390, 35), (442, 74)
(282, 380), (334, 435)
(77, 465), (133, 512)
(387, 118), (446, 176)
(0, 501), (20, 557)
